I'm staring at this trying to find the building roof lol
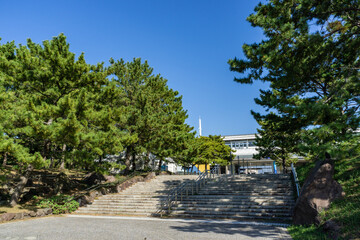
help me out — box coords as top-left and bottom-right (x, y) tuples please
(222, 134), (256, 141)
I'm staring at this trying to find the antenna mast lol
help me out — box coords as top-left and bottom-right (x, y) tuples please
(199, 117), (202, 136)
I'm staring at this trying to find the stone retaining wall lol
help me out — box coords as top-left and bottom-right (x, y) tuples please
(0, 208), (52, 223)
(0, 172), (157, 223)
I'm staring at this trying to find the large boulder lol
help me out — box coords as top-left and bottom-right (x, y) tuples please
(83, 172), (106, 186)
(293, 155), (345, 225)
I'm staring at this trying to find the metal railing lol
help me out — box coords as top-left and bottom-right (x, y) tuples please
(158, 165), (221, 216)
(291, 163), (300, 198)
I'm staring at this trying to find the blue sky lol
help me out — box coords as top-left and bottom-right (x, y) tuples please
(0, 0), (268, 136)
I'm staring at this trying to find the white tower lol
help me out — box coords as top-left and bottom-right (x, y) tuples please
(199, 117), (202, 136)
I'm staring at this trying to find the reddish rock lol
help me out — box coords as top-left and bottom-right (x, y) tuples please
(104, 175), (116, 183)
(293, 156), (345, 225)
(1, 213), (16, 221)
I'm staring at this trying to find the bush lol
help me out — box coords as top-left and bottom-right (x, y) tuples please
(36, 195), (79, 214)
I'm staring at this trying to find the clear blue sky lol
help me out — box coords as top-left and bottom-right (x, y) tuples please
(0, 0), (268, 136)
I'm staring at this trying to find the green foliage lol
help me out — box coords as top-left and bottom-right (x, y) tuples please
(193, 135), (233, 166)
(108, 58), (194, 172)
(0, 34), (195, 178)
(253, 112), (301, 170)
(35, 194), (79, 214)
(288, 225), (328, 240)
(229, 0), (360, 157)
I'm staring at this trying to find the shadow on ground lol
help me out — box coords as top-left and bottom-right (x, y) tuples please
(170, 221), (288, 239)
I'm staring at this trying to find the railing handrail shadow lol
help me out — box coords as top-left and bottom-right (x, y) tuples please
(290, 163), (300, 198)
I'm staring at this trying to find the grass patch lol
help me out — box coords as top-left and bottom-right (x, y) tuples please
(289, 155), (360, 239)
(288, 225), (328, 240)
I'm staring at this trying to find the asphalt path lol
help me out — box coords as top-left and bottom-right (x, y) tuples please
(0, 215), (292, 240)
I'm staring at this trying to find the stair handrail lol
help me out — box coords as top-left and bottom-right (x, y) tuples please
(158, 164), (221, 216)
(291, 163), (300, 198)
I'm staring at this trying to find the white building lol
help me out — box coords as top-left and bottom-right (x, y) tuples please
(222, 134), (275, 174)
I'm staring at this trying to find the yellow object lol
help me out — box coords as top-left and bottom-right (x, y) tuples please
(196, 164), (210, 173)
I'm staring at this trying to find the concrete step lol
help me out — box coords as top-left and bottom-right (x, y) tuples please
(171, 206), (292, 213)
(169, 210), (292, 218)
(196, 191), (293, 196)
(75, 210), (158, 216)
(168, 213), (292, 222)
(174, 203), (294, 209)
(182, 195), (294, 200)
(83, 206), (158, 212)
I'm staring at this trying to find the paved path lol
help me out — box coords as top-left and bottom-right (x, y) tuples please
(0, 215), (292, 240)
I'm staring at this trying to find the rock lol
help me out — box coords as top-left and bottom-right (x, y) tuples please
(98, 187), (107, 195)
(104, 175), (117, 183)
(83, 172), (106, 186)
(53, 172), (73, 194)
(36, 209), (46, 217)
(1, 213), (15, 221)
(23, 211), (31, 219)
(29, 211), (37, 217)
(293, 155), (345, 225)
(14, 212), (24, 220)
(43, 208), (52, 215)
(323, 220), (341, 239)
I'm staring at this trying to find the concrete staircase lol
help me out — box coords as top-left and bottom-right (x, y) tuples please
(168, 174), (295, 222)
(75, 175), (198, 216)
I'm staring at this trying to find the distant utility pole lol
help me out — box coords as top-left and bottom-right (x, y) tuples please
(199, 117), (202, 136)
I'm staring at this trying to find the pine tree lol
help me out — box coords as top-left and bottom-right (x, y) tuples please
(0, 34), (129, 204)
(109, 58), (194, 172)
(229, 0), (360, 158)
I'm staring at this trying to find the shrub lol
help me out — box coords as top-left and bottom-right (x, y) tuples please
(36, 194), (79, 214)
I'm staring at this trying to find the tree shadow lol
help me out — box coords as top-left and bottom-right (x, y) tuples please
(169, 220), (290, 239)
(153, 174), (295, 222)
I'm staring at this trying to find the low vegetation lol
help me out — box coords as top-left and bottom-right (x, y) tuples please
(34, 195), (79, 214)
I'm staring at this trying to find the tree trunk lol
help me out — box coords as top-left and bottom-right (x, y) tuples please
(144, 152), (151, 169)
(10, 164), (34, 206)
(282, 157), (286, 173)
(131, 152), (136, 171)
(2, 152), (8, 167)
(158, 159), (163, 171)
(124, 148), (132, 175)
(59, 144), (66, 170)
